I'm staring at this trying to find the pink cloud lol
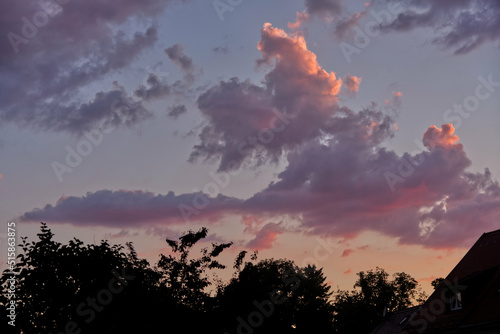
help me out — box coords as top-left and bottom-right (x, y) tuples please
(344, 268), (352, 275)
(343, 74), (362, 95)
(423, 124), (460, 149)
(191, 23), (346, 171)
(341, 249), (355, 257)
(385, 91), (403, 107)
(243, 122), (500, 248)
(242, 215), (267, 234)
(246, 223), (284, 250)
(288, 11), (309, 30)
(256, 23), (342, 98)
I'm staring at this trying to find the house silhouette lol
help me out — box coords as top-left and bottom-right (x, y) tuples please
(371, 228), (500, 334)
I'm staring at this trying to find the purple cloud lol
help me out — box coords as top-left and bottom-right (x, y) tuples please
(375, 0), (500, 55)
(0, 0), (183, 134)
(190, 23), (345, 172)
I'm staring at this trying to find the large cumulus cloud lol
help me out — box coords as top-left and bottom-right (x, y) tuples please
(190, 23), (345, 171)
(244, 123), (500, 248)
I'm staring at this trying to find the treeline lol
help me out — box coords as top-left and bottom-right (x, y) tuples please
(0, 223), (426, 334)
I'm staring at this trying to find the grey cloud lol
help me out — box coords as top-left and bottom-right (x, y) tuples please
(165, 43), (195, 83)
(167, 105), (187, 119)
(377, 0), (500, 55)
(213, 46), (228, 54)
(21, 189), (243, 226)
(305, 0), (343, 17)
(134, 73), (172, 101)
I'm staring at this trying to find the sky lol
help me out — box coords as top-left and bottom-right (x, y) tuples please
(1, 0), (500, 294)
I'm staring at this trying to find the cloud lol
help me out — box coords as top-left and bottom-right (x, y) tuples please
(333, 12), (366, 39)
(213, 46), (228, 54)
(242, 122), (500, 248)
(246, 222), (284, 250)
(167, 105), (187, 119)
(165, 43), (195, 83)
(134, 73), (172, 101)
(288, 11), (310, 30)
(16, 81), (154, 135)
(343, 74), (362, 95)
(341, 249), (355, 257)
(242, 216), (285, 250)
(104, 229), (139, 240)
(289, 0), (345, 29)
(0, 0), (180, 134)
(376, 0), (500, 55)
(242, 215), (266, 234)
(190, 23), (345, 172)
(343, 268), (352, 275)
(295, 0), (499, 55)
(21, 189), (243, 226)
(144, 226), (177, 239)
(385, 91), (403, 107)
(423, 124), (460, 149)
(304, 0), (342, 16)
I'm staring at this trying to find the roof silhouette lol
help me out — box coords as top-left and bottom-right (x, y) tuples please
(402, 228), (500, 333)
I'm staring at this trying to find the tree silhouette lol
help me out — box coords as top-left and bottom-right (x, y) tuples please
(431, 277), (445, 290)
(332, 267), (427, 334)
(217, 258), (334, 334)
(0, 223), (163, 333)
(0, 223), (428, 334)
(157, 227), (232, 310)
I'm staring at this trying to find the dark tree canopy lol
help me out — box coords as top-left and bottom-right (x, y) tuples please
(0, 223), (163, 333)
(217, 258), (334, 334)
(431, 277), (445, 290)
(332, 267), (427, 334)
(158, 226), (232, 311)
(1, 223), (428, 334)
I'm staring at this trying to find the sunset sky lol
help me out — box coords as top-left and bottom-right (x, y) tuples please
(1, 0), (500, 294)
